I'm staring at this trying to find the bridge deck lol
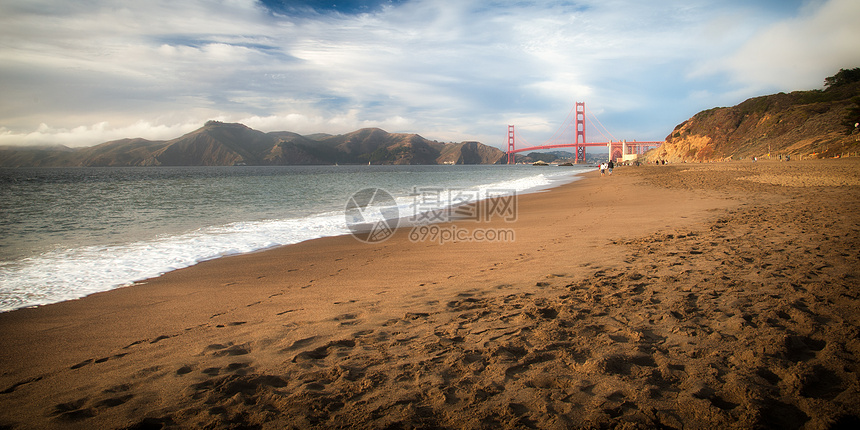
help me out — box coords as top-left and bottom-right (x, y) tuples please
(509, 141), (662, 154)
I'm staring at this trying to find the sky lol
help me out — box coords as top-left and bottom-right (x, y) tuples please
(1, 0), (859, 150)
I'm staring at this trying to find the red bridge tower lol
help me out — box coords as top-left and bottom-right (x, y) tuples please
(575, 102), (586, 164)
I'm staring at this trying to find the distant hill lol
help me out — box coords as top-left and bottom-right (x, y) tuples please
(652, 69), (860, 162)
(0, 122), (505, 167)
(519, 150), (576, 164)
(0, 144), (77, 167)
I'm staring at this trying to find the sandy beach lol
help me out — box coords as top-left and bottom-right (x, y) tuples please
(1, 158), (859, 429)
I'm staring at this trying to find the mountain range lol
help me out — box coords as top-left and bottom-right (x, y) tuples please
(0, 123), (506, 167)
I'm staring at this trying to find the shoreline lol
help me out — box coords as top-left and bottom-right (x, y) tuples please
(0, 165), (586, 314)
(1, 159), (858, 429)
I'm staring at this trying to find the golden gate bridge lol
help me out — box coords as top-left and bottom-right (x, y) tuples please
(505, 102), (663, 164)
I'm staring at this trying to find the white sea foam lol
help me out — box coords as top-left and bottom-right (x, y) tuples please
(0, 168), (584, 312)
(0, 212), (350, 311)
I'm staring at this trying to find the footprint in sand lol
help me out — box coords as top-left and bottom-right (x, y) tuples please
(333, 313), (361, 326)
(1, 376), (44, 394)
(205, 343), (251, 357)
(50, 398), (94, 422)
(783, 335), (826, 362)
(292, 339), (356, 363)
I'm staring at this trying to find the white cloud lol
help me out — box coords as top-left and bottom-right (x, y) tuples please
(706, 0), (860, 92)
(0, 111), (419, 148)
(0, 121), (201, 147)
(238, 111), (414, 135)
(1, 0), (857, 150)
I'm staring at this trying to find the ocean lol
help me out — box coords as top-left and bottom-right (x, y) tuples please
(0, 165), (589, 312)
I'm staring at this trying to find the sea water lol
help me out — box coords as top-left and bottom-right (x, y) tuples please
(0, 165), (589, 312)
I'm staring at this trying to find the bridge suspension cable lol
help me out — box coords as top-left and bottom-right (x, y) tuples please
(586, 114), (614, 144)
(540, 103), (578, 147)
(515, 131), (536, 149)
(589, 108), (618, 142)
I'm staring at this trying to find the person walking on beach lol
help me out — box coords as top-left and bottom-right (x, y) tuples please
(607, 160), (614, 176)
(599, 162), (606, 176)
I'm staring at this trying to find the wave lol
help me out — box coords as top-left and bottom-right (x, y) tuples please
(0, 169), (583, 312)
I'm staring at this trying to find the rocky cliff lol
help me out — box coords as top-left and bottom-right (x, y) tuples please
(652, 70), (860, 162)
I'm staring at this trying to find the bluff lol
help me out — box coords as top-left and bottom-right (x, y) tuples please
(0, 123), (505, 167)
(652, 69), (860, 162)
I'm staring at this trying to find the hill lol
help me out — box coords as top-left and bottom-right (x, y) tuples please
(651, 69), (860, 162)
(0, 144), (77, 167)
(0, 123), (505, 167)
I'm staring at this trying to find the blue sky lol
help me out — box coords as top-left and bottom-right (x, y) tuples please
(1, 0), (858, 149)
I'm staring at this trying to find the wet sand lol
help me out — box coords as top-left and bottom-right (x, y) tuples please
(1, 158), (859, 429)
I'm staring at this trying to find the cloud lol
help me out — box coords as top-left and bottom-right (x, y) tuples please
(700, 0), (860, 93)
(0, 121), (201, 147)
(0, 112), (417, 148)
(1, 0), (857, 149)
